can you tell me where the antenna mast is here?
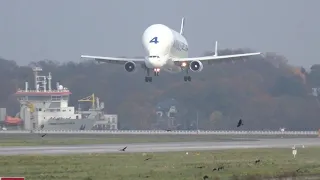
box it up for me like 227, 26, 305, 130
47, 72, 52, 91
32, 67, 47, 91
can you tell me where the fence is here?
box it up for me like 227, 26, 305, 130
0, 130, 318, 135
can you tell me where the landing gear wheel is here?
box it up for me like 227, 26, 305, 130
145, 68, 152, 82
184, 76, 191, 82
153, 71, 160, 76
145, 77, 152, 82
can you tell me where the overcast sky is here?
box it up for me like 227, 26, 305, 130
0, 0, 319, 68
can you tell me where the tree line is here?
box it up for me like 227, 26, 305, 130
1, 48, 320, 130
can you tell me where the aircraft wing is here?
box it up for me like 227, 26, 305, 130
172, 52, 261, 64
172, 41, 261, 64
81, 55, 145, 65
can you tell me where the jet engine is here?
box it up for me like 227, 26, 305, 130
189, 60, 203, 72
124, 61, 136, 72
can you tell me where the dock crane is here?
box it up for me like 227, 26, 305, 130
78, 93, 96, 109
26, 102, 35, 112
78, 93, 103, 110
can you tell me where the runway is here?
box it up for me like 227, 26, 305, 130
0, 138, 319, 155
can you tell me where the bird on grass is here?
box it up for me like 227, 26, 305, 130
254, 159, 261, 164
212, 168, 217, 171
144, 157, 152, 161
213, 165, 224, 171
203, 175, 209, 180
218, 166, 224, 170
196, 165, 205, 169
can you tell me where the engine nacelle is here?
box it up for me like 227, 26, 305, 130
124, 61, 136, 72
189, 60, 203, 72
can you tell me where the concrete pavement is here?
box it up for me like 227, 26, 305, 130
0, 138, 319, 155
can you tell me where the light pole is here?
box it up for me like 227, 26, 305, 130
196, 110, 199, 131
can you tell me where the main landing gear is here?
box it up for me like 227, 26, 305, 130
184, 76, 191, 81
184, 67, 191, 82
145, 68, 152, 82
145, 76, 152, 82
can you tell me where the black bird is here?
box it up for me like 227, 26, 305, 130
144, 157, 152, 161
237, 119, 244, 127
295, 168, 307, 173
40, 134, 47, 137
218, 166, 224, 171
165, 129, 172, 132
203, 175, 209, 180
255, 159, 261, 164
212, 168, 217, 171
119, 146, 127, 151
79, 124, 86, 130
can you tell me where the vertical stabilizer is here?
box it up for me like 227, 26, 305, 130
214, 41, 218, 56
180, 17, 185, 35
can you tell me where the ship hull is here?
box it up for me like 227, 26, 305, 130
42, 118, 96, 130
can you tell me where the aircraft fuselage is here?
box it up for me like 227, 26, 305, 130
142, 24, 188, 73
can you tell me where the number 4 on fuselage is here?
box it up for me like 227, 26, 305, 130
149, 37, 159, 44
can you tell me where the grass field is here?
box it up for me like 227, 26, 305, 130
0, 147, 319, 180
0, 133, 317, 147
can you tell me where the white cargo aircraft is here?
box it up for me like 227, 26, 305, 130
81, 18, 261, 82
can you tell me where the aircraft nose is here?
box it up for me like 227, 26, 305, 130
148, 56, 163, 68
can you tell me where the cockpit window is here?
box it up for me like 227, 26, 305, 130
149, 56, 160, 58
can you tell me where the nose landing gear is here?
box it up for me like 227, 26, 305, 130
154, 68, 160, 76
145, 68, 160, 82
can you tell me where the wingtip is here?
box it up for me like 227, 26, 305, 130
258, 52, 265, 57
80, 55, 89, 58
